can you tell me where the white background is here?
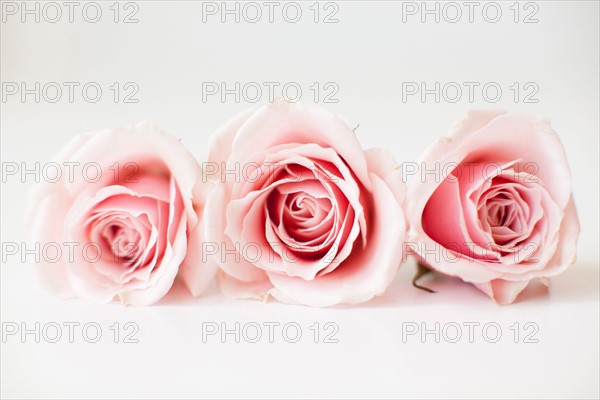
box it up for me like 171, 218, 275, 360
1, 1, 599, 398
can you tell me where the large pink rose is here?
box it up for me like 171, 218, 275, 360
200, 101, 406, 307
27, 121, 216, 305
406, 110, 580, 305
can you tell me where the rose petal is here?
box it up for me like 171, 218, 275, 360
205, 184, 269, 282
473, 279, 531, 305
226, 101, 372, 192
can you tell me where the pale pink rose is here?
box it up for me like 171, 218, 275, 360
27, 121, 216, 305
202, 101, 406, 307
406, 110, 580, 305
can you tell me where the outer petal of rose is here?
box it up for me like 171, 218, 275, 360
538, 196, 580, 278
227, 101, 372, 190
28, 188, 76, 298
25, 130, 95, 228
406, 109, 505, 206
472, 279, 531, 305
267, 172, 405, 307
179, 218, 219, 296
447, 109, 506, 141
454, 112, 572, 209
364, 148, 406, 206
207, 107, 257, 165
183, 178, 216, 289
204, 184, 268, 282
51, 121, 202, 227
216, 270, 273, 301
421, 176, 479, 259
406, 135, 473, 244
24, 131, 99, 291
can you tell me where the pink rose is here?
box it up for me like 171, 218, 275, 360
27, 121, 216, 305
201, 101, 406, 306
406, 110, 580, 305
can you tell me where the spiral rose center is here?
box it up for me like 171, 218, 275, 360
476, 172, 543, 252
287, 193, 331, 222
102, 222, 142, 261
276, 190, 334, 248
